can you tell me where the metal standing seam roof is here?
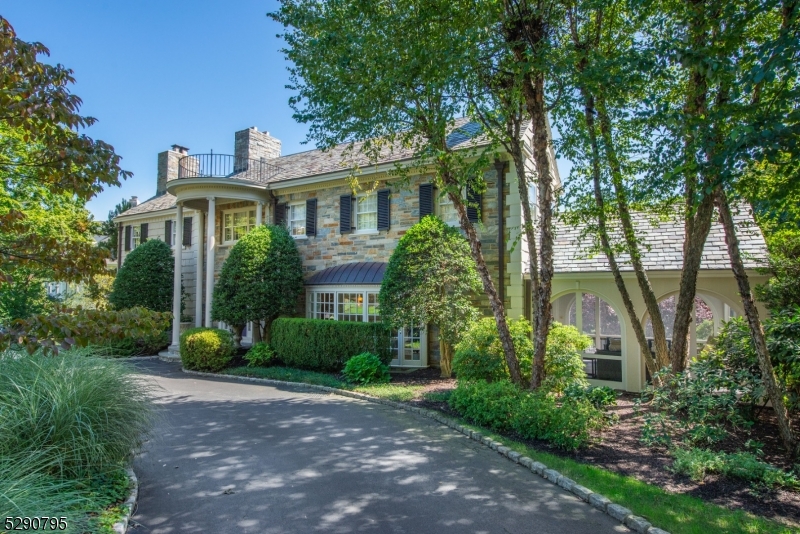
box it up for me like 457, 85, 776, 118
305, 262, 387, 285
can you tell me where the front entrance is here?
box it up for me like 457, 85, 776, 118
390, 326, 427, 368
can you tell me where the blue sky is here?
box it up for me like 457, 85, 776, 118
4, 0, 309, 221
5, 1, 571, 221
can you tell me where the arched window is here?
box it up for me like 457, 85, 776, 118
644, 294, 717, 355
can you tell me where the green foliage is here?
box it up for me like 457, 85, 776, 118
94, 330, 170, 357
453, 317, 533, 383
180, 328, 235, 372
564, 384, 618, 409
97, 198, 131, 261
109, 238, 174, 313
0, 268, 56, 322
1, 306, 171, 355
542, 322, 591, 394
639, 352, 760, 448
0, 350, 154, 478
756, 232, 800, 312
448, 380, 610, 450
225, 365, 346, 389
212, 225, 304, 337
380, 215, 481, 347
708, 313, 800, 414
343, 352, 390, 385
244, 342, 277, 368
272, 318, 391, 372
671, 448, 799, 490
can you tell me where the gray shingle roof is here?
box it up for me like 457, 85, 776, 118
118, 193, 176, 217
267, 117, 488, 183
552, 208, 768, 273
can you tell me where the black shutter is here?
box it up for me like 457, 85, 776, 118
165, 220, 173, 246
467, 187, 482, 223
306, 198, 317, 236
275, 203, 287, 226
140, 223, 148, 242
419, 183, 435, 220
183, 216, 192, 247
124, 225, 132, 251
339, 194, 353, 234
377, 189, 390, 231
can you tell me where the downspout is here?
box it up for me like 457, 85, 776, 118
117, 222, 123, 266
494, 159, 507, 308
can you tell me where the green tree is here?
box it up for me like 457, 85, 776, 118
0, 17, 129, 283
380, 215, 482, 377
0, 268, 55, 323
109, 239, 174, 313
211, 225, 303, 344
98, 198, 131, 261
271, 0, 525, 384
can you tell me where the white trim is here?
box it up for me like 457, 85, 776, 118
288, 201, 307, 238
222, 206, 256, 244
354, 193, 378, 232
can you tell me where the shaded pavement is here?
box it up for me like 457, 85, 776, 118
130, 359, 628, 533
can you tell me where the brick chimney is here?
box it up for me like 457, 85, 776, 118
156, 144, 189, 196
234, 127, 281, 162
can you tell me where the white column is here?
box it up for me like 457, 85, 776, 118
204, 197, 216, 327
171, 203, 184, 349
256, 201, 263, 226
195, 211, 204, 327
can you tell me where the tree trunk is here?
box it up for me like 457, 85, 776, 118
581, 92, 662, 379
595, 98, 671, 372
523, 72, 555, 389
447, 187, 522, 385
439, 340, 453, 378
715, 188, 798, 456
260, 318, 274, 345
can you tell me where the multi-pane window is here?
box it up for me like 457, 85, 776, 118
223, 209, 256, 243
311, 292, 335, 320
307, 289, 380, 322
289, 203, 306, 237
132, 226, 141, 249
439, 195, 459, 226
567, 292, 622, 354
355, 194, 378, 231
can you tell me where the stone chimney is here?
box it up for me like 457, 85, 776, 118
156, 144, 190, 196
234, 127, 281, 162
130, 196, 139, 208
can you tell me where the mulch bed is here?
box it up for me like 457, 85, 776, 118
389, 369, 800, 527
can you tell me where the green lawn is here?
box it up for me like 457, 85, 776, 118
221, 366, 796, 534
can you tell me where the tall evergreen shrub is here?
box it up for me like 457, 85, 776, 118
109, 239, 174, 312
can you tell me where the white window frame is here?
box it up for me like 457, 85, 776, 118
306, 286, 381, 322
354, 193, 378, 234
170, 219, 178, 248
288, 202, 307, 239
222, 207, 256, 244
132, 225, 141, 249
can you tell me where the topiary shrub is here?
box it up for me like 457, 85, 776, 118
379, 215, 481, 376
244, 342, 277, 368
109, 239, 174, 312
452, 317, 533, 383
180, 327, 234, 372
343, 352, 390, 384
212, 225, 303, 345
272, 318, 391, 372
542, 322, 591, 393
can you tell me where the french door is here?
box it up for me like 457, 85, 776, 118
390, 326, 427, 368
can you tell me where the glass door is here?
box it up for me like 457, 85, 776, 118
390, 326, 427, 367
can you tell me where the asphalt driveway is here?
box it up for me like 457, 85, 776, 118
130, 359, 628, 534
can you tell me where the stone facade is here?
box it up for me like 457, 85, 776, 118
156, 146, 188, 196
234, 127, 281, 162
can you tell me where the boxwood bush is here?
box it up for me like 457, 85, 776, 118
180, 327, 234, 372
272, 318, 391, 372
109, 239, 174, 313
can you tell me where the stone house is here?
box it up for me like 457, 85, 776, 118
114, 121, 769, 392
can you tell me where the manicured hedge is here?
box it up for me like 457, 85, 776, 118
272, 318, 391, 372
180, 327, 234, 372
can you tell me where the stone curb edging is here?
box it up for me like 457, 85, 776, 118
181, 368, 669, 534
112, 467, 138, 534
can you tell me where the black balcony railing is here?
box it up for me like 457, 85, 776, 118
178, 153, 281, 183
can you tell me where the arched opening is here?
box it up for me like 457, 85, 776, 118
643, 293, 739, 359
552, 291, 625, 386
